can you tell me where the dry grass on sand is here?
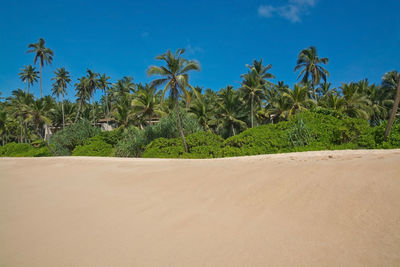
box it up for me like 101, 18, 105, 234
1, 149, 400, 266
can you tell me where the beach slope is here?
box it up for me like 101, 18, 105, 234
1, 150, 400, 266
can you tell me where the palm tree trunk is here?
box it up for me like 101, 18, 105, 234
175, 97, 188, 153
251, 94, 254, 128
105, 90, 110, 119
232, 124, 236, 136
62, 94, 65, 129
75, 100, 82, 123
384, 80, 400, 141
40, 64, 43, 98
27, 83, 30, 94
92, 97, 95, 126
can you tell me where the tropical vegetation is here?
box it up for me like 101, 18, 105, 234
1, 40, 399, 158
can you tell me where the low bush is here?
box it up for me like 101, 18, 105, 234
143, 131, 224, 158
72, 136, 113, 156
143, 111, 380, 158
0, 142, 51, 157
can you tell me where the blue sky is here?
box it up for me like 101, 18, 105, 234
1, 0, 399, 100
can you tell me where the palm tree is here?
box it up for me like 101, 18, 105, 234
18, 65, 39, 94
51, 68, 71, 129
25, 98, 52, 140
340, 83, 372, 119
216, 86, 248, 137
6, 89, 34, 143
85, 69, 99, 125
246, 59, 275, 86
26, 38, 54, 97
74, 77, 89, 123
282, 84, 315, 117
132, 84, 164, 126
147, 48, 200, 152
98, 74, 111, 119
241, 71, 265, 128
189, 88, 216, 131
294, 46, 329, 99
382, 71, 400, 140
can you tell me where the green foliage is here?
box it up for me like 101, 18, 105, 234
72, 135, 113, 156
0, 142, 51, 157
143, 131, 223, 158
114, 127, 147, 157
114, 111, 202, 157
373, 120, 400, 149
98, 128, 123, 146
143, 111, 380, 158
50, 119, 100, 155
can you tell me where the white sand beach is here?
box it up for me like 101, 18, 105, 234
1, 150, 400, 266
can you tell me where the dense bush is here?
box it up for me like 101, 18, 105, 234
373, 120, 400, 148
143, 111, 381, 158
114, 127, 147, 157
50, 120, 100, 155
143, 131, 223, 158
72, 135, 113, 156
0, 142, 51, 157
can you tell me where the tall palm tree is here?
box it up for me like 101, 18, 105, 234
294, 46, 329, 99
18, 65, 39, 94
51, 68, 71, 129
382, 71, 400, 140
74, 77, 89, 123
147, 48, 200, 152
26, 38, 54, 97
246, 59, 275, 86
241, 71, 265, 128
85, 69, 99, 125
98, 74, 111, 119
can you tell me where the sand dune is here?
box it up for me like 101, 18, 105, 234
1, 150, 400, 266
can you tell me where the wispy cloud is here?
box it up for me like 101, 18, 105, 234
258, 0, 317, 23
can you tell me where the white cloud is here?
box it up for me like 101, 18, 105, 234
258, 0, 317, 23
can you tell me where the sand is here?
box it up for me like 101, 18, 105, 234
0, 149, 400, 266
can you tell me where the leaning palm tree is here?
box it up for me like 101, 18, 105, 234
382, 71, 400, 140
147, 48, 200, 152
18, 65, 39, 94
26, 38, 54, 97
51, 68, 71, 129
294, 46, 329, 99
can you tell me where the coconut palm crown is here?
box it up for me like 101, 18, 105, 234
26, 38, 54, 97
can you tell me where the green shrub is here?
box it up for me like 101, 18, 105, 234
98, 128, 123, 146
143, 131, 223, 158
373, 120, 400, 149
114, 127, 148, 157
0, 142, 51, 157
72, 136, 113, 156
50, 120, 100, 155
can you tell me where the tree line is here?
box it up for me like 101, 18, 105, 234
1, 38, 399, 150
